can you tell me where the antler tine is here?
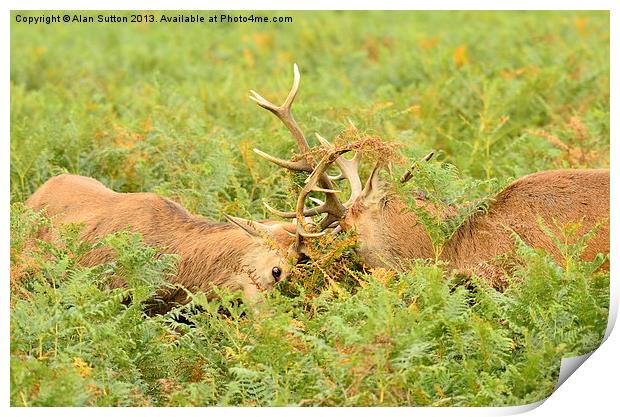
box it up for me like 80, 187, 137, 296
263, 201, 328, 219
294, 149, 351, 242
315, 133, 345, 181
308, 197, 324, 206
252, 148, 312, 172
315, 133, 363, 207
400, 151, 435, 184
249, 64, 311, 159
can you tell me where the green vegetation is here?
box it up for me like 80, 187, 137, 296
10, 10, 609, 406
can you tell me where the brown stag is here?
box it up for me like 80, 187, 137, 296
25, 174, 310, 304
250, 65, 610, 285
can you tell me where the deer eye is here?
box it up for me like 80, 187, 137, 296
271, 266, 282, 281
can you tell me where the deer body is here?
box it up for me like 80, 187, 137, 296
26, 174, 300, 303
344, 169, 610, 279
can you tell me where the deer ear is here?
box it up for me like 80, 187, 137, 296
225, 214, 298, 245
224, 214, 273, 238
357, 161, 384, 205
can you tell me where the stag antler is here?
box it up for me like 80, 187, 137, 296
250, 64, 351, 231
314, 133, 363, 208
289, 148, 354, 246
250, 64, 313, 171
400, 151, 435, 184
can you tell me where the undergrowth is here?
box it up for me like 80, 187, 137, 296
10, 202, 609, 406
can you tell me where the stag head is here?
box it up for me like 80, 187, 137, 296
250, 64, 433, 241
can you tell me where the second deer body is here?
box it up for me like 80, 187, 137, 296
345, 168, 609, 281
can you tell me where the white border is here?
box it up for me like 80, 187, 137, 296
3, 1, 617, 415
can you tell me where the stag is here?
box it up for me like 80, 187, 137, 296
251, 65, 610, 285
25, 174, 310, 305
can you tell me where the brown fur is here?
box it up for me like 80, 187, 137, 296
343, 169, 610, 284
25, 174, 299, 304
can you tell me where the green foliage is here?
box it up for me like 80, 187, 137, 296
10, 10, 609, 407
10, 11, 609, 213
396, 157, 508, 259
10, 204, 609, 406
10, 218, 179, 406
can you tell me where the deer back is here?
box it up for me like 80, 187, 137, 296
442, 168, 609, 270
26, 174, 300, 303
